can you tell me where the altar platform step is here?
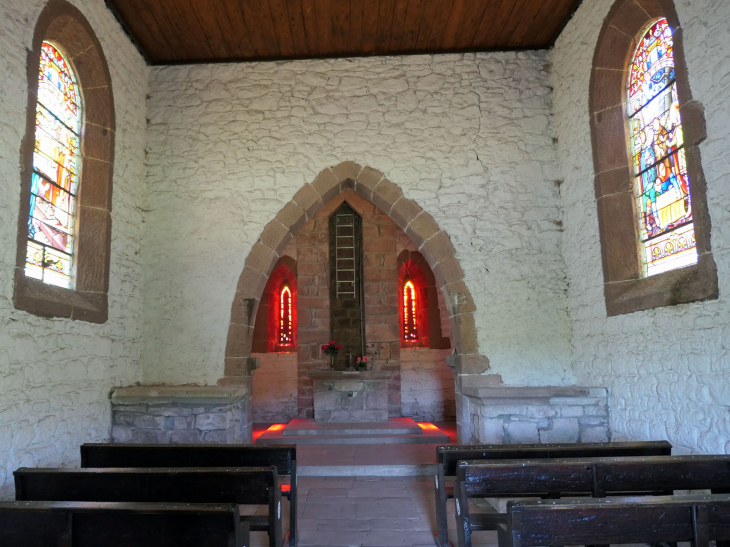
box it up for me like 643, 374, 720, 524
283, 417, 422, 436
255, 418, 450, 445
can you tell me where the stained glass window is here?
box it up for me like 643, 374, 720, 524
26, 42, 81, 288
403, 279, 418, 342
628, 19, 697, 277
279, 285, 293, 346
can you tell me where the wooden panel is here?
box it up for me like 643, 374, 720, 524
106, 0, 586, 64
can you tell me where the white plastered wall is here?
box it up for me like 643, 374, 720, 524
551, 0, 730, 452
0, 0, 148, 497
141, 52, 575, 389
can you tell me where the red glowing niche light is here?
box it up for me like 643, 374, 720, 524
417, 422, 439, 431
403, 279, 418, 342
279, 285, 293, 346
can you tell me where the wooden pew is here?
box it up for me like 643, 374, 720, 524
80, 442, 298, 546
14, 466, 281, 547
433, 440, 671, 547
454, 454, 730, 547
503, 494, 730, 547
0, 500, 249, 547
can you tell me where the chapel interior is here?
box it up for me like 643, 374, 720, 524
0, 0, 728, 544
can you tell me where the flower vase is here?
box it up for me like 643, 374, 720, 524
330, 354, 335, 370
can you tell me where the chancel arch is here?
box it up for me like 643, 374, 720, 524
223, 162, 487, 432
589, 0, 717, 316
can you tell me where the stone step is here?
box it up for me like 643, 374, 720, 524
282, 417, 422, 436
258, 426, 449, 445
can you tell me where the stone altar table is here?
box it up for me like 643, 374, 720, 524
307, 371, 392, 422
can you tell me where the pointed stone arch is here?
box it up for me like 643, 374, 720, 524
221, 162, 489, 433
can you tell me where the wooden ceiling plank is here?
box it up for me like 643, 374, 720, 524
300, 0, 320, 54
206, 0, 245, 58
314, 0, 334, 55
426, 0, 454, 50
388, 0, 410, 51
285, 0, 310, 56
189, 0, 236, 58
455, 0, 491, 49
220, 0, 256, 58
361, 0, 379, 53
350, 0, 364, 53
375, 0, 396, 53
400, 0, 425, 52
167, 0, 218, 59
510, 0, 549, 46
495, 0, 536, 46
331, 0, 350, 54
239, 0, 280, 57
473, 0, 511, 49
117, 0, 173, 63
268, 0, 297, 57
414, 0, 440, 51
440, 0, 467, 49
137, 0, 197, 60
532, 0, 581, 46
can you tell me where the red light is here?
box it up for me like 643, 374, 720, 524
417, 422, 439, 431
403, 279, 418, 342
267, 424, 286, 432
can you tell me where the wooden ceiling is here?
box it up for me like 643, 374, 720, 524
106, 0, 583, 65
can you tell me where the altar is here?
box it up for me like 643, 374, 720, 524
307, 371, 392, 422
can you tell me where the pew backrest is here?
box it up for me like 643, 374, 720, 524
80, 443, 295, 476
15, 467, 276, 505
0, 500, 246, 547
508, 494, 730, 547
439, 440, 672, 476
458, 454, 730, 498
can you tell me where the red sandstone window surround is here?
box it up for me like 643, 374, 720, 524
14, 0, 115, 323
589, 0, 717, 316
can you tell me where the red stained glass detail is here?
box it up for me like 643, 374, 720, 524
279, 285, 293, 345
403, 280, 418, 342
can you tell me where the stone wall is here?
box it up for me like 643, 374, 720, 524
142, 51, 575, 390
110, 387, 252, 444
467, 387, 610, 444
0, 0, 148, 498
401, 348, 455, 421
551, 0, 730, 453
251, 352, 298, 423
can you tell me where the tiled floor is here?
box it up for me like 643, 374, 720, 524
248, 422, 492, 546
247, 475, 497, 547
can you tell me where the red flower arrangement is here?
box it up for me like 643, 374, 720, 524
321, 340, 342, 356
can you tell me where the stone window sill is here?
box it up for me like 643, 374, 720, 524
604, 253, 718, 316
14, 270, 108, 323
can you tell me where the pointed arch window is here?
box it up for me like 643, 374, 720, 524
279, 284, 293, 346
628, 19, 696, 277
26, 42, 81, 288
403, 278, 418, 343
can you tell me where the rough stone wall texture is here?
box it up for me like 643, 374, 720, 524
142, 52, 575, 390
551, 0, 730, 453
111, 398, 250, 444
469, 389, 610, 444
401, 348, 456, 421
251, 352, 298, 423
0, 0, 148, 498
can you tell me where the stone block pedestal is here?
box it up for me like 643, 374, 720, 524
308, 371, 392, 422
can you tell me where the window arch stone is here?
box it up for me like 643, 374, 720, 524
589, 0, 717, 315
14, 0, 115, 323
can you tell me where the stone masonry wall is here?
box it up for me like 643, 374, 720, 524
251, 352, 298, 423
110, 387, 251, 444
468, 389, 610, 444
551, 0, 730, 453
0, 0, 148, 498
142, 51, 575, 390
401, 348, 456, 421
